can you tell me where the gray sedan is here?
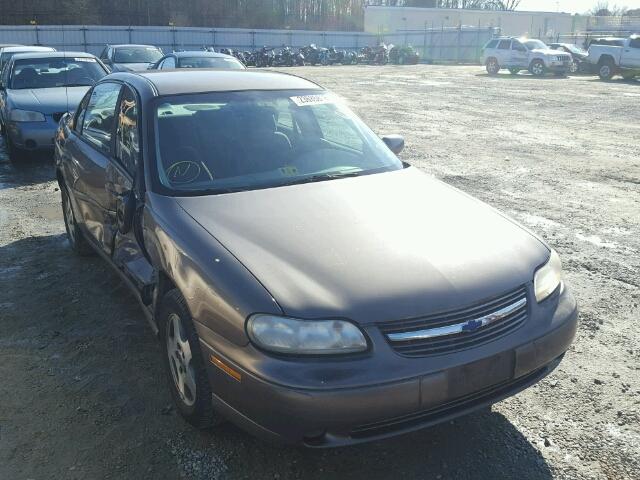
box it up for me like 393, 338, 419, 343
149, 50, 245, 70
54, 69, 577, 447
0, 51, 108, 161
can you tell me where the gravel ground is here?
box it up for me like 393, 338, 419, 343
0, 65, 638, 480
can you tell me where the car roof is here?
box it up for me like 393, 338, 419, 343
107, 69, 321, 96
170, 51, 235, 59
110, 44, 161, 49
11, 51, 96, 61
2, 46, 56, 53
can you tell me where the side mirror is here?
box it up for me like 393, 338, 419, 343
382, 134, 404, 155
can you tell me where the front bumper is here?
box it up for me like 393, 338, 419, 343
199, 285, 578, 447
6, 118, 58, 150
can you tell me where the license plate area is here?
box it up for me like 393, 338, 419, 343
447, 350, 515, 399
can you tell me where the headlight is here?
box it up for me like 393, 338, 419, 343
247, 314, 367, 355
534, 250, 563, 302
9, 109, 45, 122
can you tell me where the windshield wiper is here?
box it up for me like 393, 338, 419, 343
279, 171, 361, 187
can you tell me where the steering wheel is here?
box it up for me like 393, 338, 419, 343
166, 161, 202, 184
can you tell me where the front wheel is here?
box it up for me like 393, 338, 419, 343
486, 58, 500, 75
159, 289, 220, 429
530, 59, 546, 77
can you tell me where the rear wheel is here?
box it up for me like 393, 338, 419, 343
598, 58, 616, 80
61, 186, 94, 256
508, 67, 520, 75
530, 59, 546, 77
159, 289, 221, 429
486, 58, 500, 75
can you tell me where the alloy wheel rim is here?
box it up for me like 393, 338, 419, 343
600, 65, 611, 77
166, 313, 196, 407
533, 63, 543, 75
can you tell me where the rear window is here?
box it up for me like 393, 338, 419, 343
10, 57, 107, 89
114, 46, 163, 64
485, 40, 499, 49
178, 56, 245, 69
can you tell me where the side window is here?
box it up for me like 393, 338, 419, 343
115, 86, 140, 174
161, 57, 176, 69
99, 47, 108, 59
511, 41, 526, 52
82, 82, 122, 154
630, 37, 640, 49
1, 61, 10, 87
313, 104, 363, 152
74, 90, 92, 134
498, 40, 511, 50
485, 40, 499, 49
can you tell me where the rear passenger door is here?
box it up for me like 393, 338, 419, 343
107, 85, 154, 291
66, 81, 122, 253
622, 37, 640, 68
496, 39, 512, 65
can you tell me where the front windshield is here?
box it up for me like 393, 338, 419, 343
114, 46, 163, 64
10, 57, 107, 89
153, 90, 403, 194
525, 40, 548, 50
178, 56, 244, 69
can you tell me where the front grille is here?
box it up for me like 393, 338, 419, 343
556, 55, 571, 62
350, 363, 549, 439
52, 112, 66, 123
378, 286, 528, 357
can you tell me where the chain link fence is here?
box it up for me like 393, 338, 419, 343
0, 24, 497, 64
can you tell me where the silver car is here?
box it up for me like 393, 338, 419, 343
0, 51, 108, 161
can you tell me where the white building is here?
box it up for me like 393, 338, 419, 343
364, 5, 589, 38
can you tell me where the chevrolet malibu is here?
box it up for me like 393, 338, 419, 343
55, 70, 577, 447
0, 51, 108, 161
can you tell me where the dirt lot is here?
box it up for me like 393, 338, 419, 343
0, 65, 639, 480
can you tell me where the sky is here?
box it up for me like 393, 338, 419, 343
518, 0, 640, 14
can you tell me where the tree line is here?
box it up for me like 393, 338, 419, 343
0, 0, 526, 29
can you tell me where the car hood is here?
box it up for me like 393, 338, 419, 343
176, 168, 549, 324
8, 86, 90, 114
112, 62, 153, 71
532, 48, 568, 57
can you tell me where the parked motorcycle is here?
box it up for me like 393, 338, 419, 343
254, 46, 275, 67
342, 50, 358, 65
320, 46, 346, 65
389, 45, 420, 65
300, 44, 327, 66
273, 46, 298, 67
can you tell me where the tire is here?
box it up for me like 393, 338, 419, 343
598, 58, 616, 80
508, 67, 520, 75
486, 58, 500, 75
159, 289, 220, 429
529, 59, 546, 77
5, 135, 26, 163
61, 186, 94, 256
569, 62, 578, 74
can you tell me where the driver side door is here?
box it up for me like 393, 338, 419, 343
106, 85, 154, 293
510, 40, 529, 68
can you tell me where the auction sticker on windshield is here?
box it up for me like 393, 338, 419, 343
290, 94, 333, 107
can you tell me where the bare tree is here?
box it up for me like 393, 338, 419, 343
588, 1, 629, 16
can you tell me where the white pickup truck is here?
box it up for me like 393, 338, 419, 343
588, 35, 640, 80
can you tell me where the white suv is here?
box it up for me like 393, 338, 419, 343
481, 37, 572, 77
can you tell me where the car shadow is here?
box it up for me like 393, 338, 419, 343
0, 137, 56, 190
584, 77, 640, 85
0, 233, 553, 479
